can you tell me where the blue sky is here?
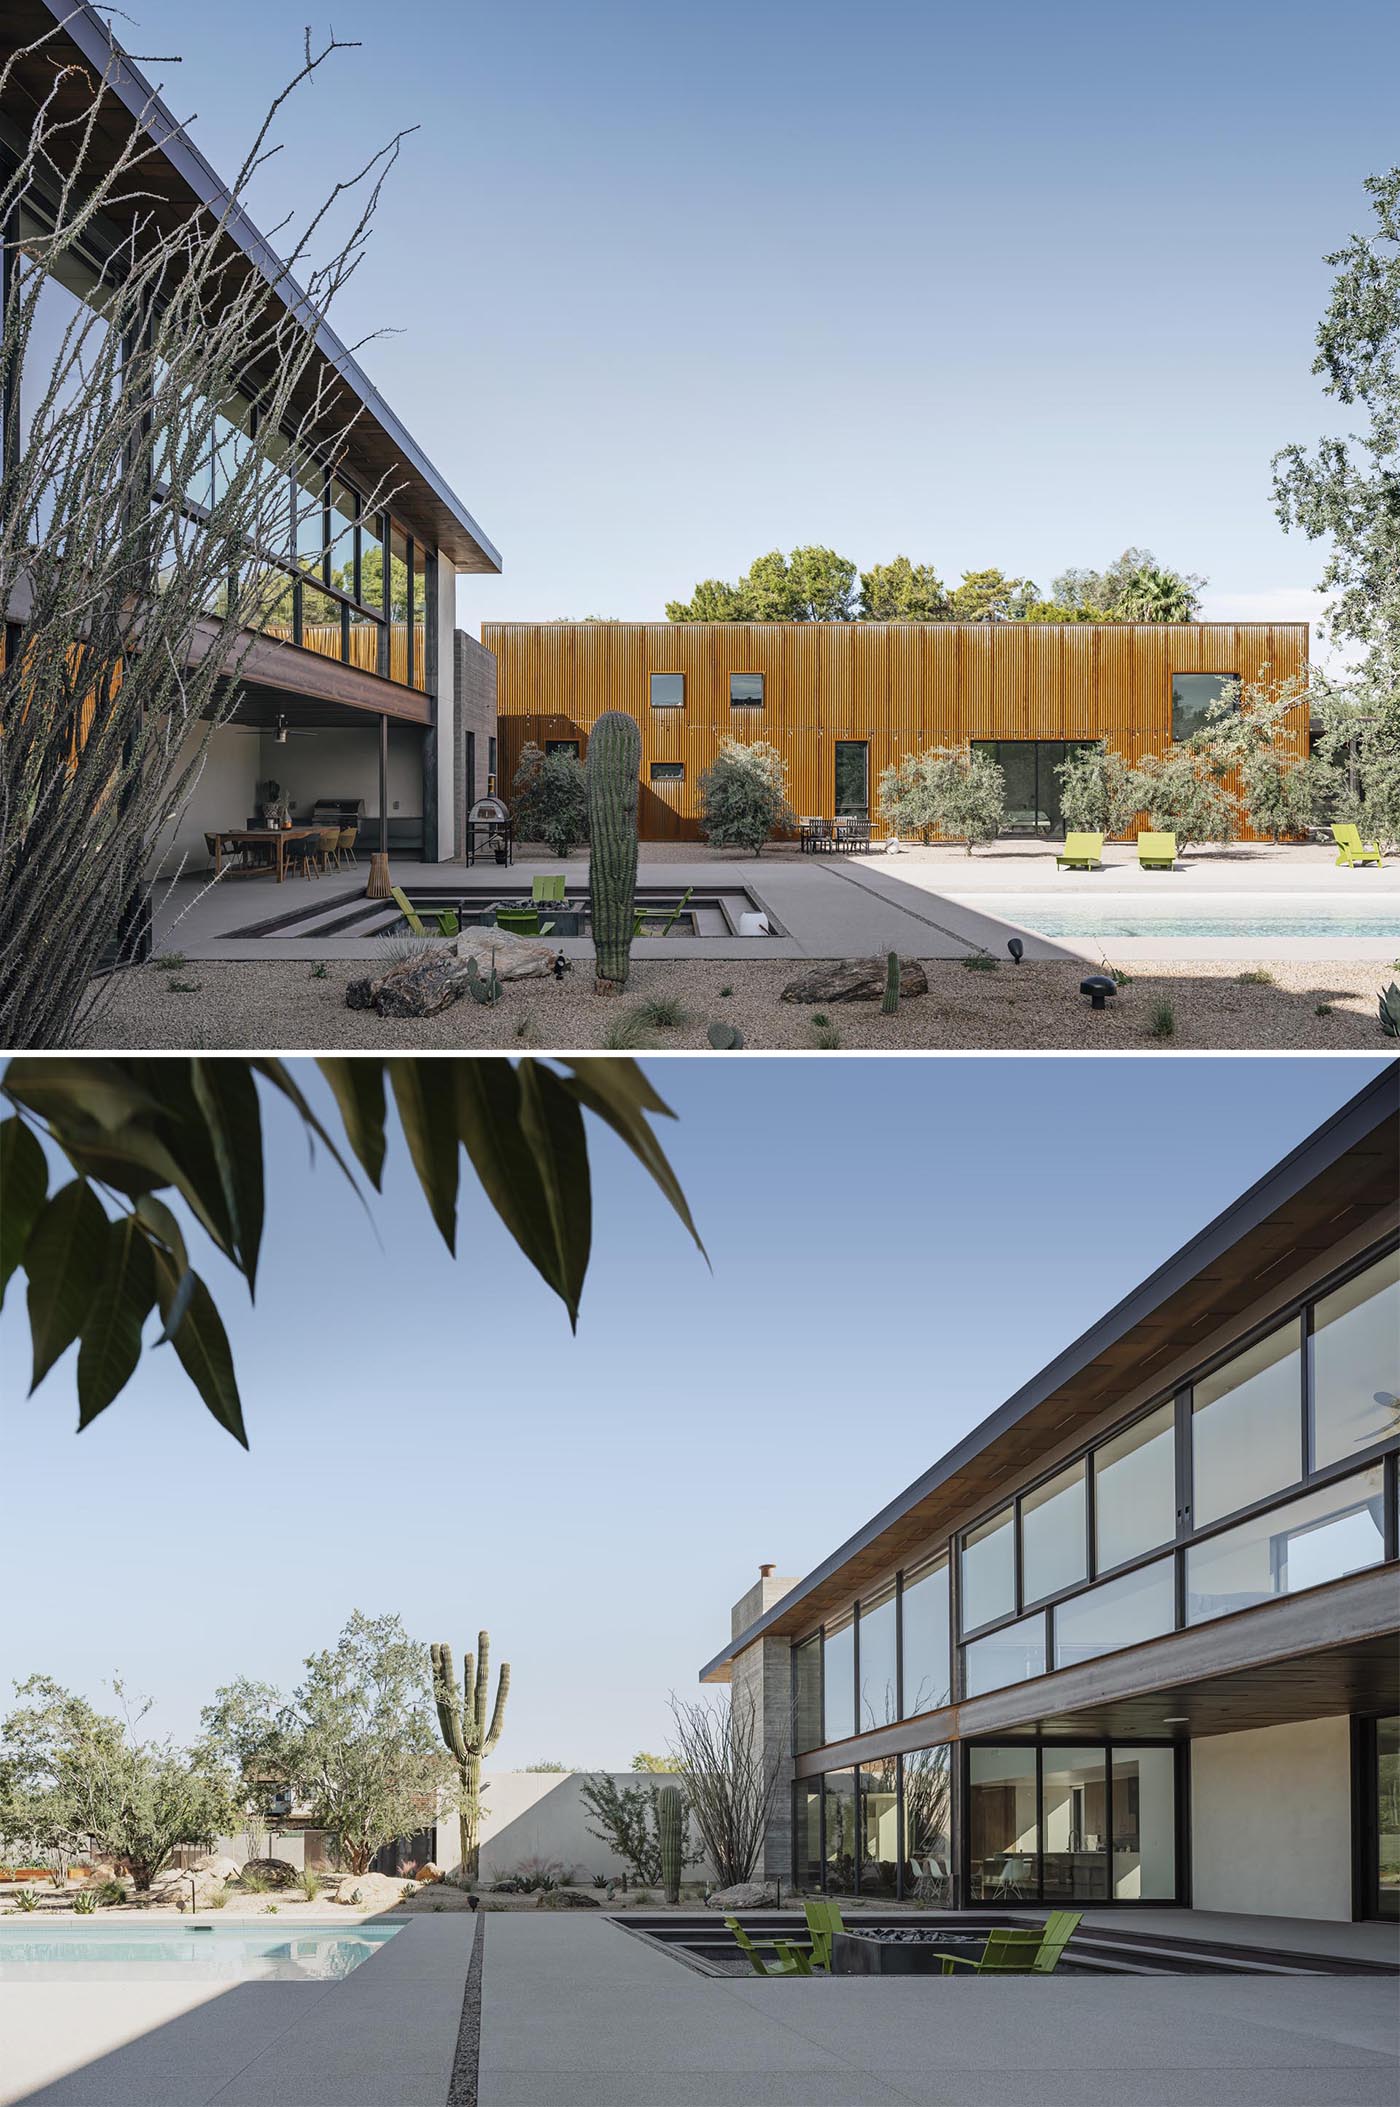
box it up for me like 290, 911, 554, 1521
102, 0, 1400, 646
0, 1056, 1385, 1762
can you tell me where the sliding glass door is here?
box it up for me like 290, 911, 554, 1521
966, 1741, 1179, 1904
971, 741, 1096, 836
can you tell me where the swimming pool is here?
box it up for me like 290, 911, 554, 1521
964, 896, 1400, 941
0, 1917, 403, 1981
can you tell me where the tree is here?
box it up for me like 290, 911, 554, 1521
857, 556, 950, 622
630, 1751, 682, 1773
697, 738, 795, 855
667, 547, 856, 623
1186, 674, 1316, 842
1273, 167, 1400, 684
524, 1760, 573, 1773
878, 744, 1005, 853
1055, 744, 1141, 839
0, 30, 409, 1049
0, 1057, 701, 1443
664, 577, 753, 623
1130, 747, 1238, 851
1117, 566, 1200, 622
1310, 675, 1400, 847
665, 1689, 787, 1891
1051, 549, 1205, 622
206, 1615, 452, 1878
946, 568, 1029, 622
1, 1675, 237, 1890
510, 742, 589, 857
578, 1772, 698, 1886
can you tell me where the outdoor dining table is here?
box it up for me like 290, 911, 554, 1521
213, 826, 320, 881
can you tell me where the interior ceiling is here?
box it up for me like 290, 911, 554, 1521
6, 5, 498, 571
214, 688, 397, 733
715, 1098, 1399, 1664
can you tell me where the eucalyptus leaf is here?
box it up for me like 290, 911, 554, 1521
25, 1180, 111, 1390
0, 1115, 48, 1307
77, 1216, 157, 1426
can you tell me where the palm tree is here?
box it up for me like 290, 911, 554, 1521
1119, 567, 1200, 622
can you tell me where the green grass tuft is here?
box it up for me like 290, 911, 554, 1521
1149, 1000, 1176, 1040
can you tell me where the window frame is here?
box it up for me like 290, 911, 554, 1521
649, 671, 686, 709
1170, 670, 1240, 743
728, 670, 765, 708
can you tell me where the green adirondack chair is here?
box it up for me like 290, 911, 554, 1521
1056, 831, 1103, 870
1137, 831, 1177, 870
939, 1910, 1081, 1976
724, 1918, 812, 1976
633, 885, 694, 937
802, 1898, 845, 1971
495, 908, 555, 937
1332, 822, 1383, 867
532, 874, 568, 902
390, 885, 427, 936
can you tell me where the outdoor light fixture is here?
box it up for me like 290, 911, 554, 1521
553, 951, 566, 981
1163, 1716, 1189, 1725
274, 714, 288, 744
1080, 974, 1116, 1010
1007, 938, 1024, 964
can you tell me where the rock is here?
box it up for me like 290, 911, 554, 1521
192, 1855, 240, 1886
345, 929, 558, 1020
455, 929, 558, 981
535, 1886, 601, 1910
415, 1862, 443, 1884
240, 1857, 299, 1890
780, 958, 929, 1005
151, 1868, 229, 1908
707, 1881, 777, 1910
335, 1871, 413, 1910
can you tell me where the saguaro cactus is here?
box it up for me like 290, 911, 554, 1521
882, 950, 901, 1016
586, 709, 641, 992
432, 1633, 510, 1882
656, 1785, 684, 1905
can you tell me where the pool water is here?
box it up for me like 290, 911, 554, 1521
977, 898, 1400, 941
0, 1917, 403, 1981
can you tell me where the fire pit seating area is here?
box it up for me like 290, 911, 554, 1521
830, 1910, 1082, 1977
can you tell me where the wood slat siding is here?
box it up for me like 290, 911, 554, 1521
485, 621, 1310, 842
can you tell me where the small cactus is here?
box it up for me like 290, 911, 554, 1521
707, 1021, 745, 1049
465, 953, 501, 1007
881, 950, 900, 1016
1379, 982, 1400, 1039
586, 710, 642, 992
657, 1786, 683, 1905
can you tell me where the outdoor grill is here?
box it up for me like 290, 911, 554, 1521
308, 797, 366, 829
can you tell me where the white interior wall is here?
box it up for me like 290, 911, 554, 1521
1191, 1716, 1353, 1920
258, 724, 421, 821
150, 722, 260, 876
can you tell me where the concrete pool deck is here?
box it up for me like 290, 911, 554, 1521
147, 841, 1400, 967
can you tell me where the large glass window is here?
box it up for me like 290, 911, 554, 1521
968, 1747, 1039, 1903
901, 1557, 950, 1718
858, 1588, 898, 1732
1021, 1461, 1086, 1604
1311, 1250, 1400, 1470
1042, 1748, 1109, 1900
649, 673, 684, 708
411, 539, 431, 692
1095, 1403, 1176, 1571
1171, 672, 1237, 741
1053, 1558, 1175, 1669
961, 1506, 1015, 1632
16, 210, 113, 542
1375, 1717, 1400, 1922
387, 522, 411, 685
859, 1756, 900, 1895
963, 1612, 1046, 1698
823, 1771, 857, 1894
834, 741, 869, 818
1192, 1323, 1302, 1526
901, 1745, 952, 1890
794, 1781, 822, 1891
329, 477, 358, 596
296, 461, 327, 574
822, 1615, 854, 1744
1111, 1748, 1176, 1900
300, 582, 343, 662
1186, 1464, 1385, 1624
794, 1634, 822, 1753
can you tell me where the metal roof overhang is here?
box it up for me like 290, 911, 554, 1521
702, 1069, 1400, 1683
7, 2, 501, 574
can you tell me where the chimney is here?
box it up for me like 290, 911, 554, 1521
731, 1562, 799, 1639
759, 1562, 775, 1578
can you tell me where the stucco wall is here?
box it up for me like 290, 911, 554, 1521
151, 722, 258, 875
1191, 1715, 1353, 1920
443, 1771, 714, 1886
454, 631, 498, 856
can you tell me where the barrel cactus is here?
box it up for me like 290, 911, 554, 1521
882, 950, 901, 1016
656, 1785, 683, 1905
586, 711, 641, 992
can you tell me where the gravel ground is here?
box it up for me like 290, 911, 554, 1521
81, 954, 1394, 1050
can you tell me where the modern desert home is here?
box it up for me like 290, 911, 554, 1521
701, 1071, 1399, 1922
4, 0, 500, 873
486, 618, 1309, 842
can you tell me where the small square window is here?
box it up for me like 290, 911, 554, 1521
650, 762, 684, 782
650, 673, 685, 708
730, 672, 764, 707
1171, 673, 1237, 741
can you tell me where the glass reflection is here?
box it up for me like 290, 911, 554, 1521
901, 1558, 950, 1718
858, 1589, 897, 1730
963, 1612, 1045, 1698
1021, 1461, 1086, 1603
1111, 1747, 1176, 1900
794, 1635, 821, 1754
1311, 1251, 1400, 1469
901, 1745, 952, 1901
961, 1506, 1014, 1632
1186, 1465, 1385, 1623
968, 1746, 1038, 1903
794, 1781, 822, 1890
1053, 1558, 1175, 1669
1095, 1403, 1176, 1571
1041, 1747, 1108, 1900
823, 1615, 854, 1744
859, 1755, 899, 1895
823, 1771, 857, 1894
1192, 1322, 1302, 1526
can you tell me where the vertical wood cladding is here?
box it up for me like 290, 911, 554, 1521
485, 621, 1310, 842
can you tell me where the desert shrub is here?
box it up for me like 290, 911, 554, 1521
96, 1879, 128, 1907
238, 1865, 270, 1893
636, 996, 687, 1029
11, 1889, 38, 1911
1056, 744, 1141, 839
300, 1868, 322, 1900
1131, 749, 1237, 850
812, 1025, 842, 1049
1150, 1000, 1176, 1040
512, 742, 589, 856
601, 1008, 653, 1050
71, 1889, 97, 1914
879, 744, 1004, 853
697, 739, 795, 856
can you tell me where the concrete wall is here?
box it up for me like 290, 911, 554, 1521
1191, 1715, 1353, 1920
451, 1771, 715, 1887
454, 631, 497, 856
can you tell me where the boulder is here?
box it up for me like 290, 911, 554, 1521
191, 1855, 241, 1886
780, 958, 929, 1005
151, 1868, 229, 1909
415, 1862, 443, 1884
240, 1857, 299, 1890
455, 929, 558, 981
706, 1881, 777, 1911
535, 1886, 601, 1910
345, 929, 558, 1018
335, 1871, 414, 1910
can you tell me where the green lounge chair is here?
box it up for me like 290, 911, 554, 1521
390, 885, 427, 937
532, 874, 568, 903
1332, 822, 1383, 867
724, 1918, 812, 1976
1056, 832, 1103, 870
802, 1899, 845, 1972
495, 908, 555, 937
939, 1910, 1081, 1977
1137, 831, 1177, 870
633, 885, 695, 938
